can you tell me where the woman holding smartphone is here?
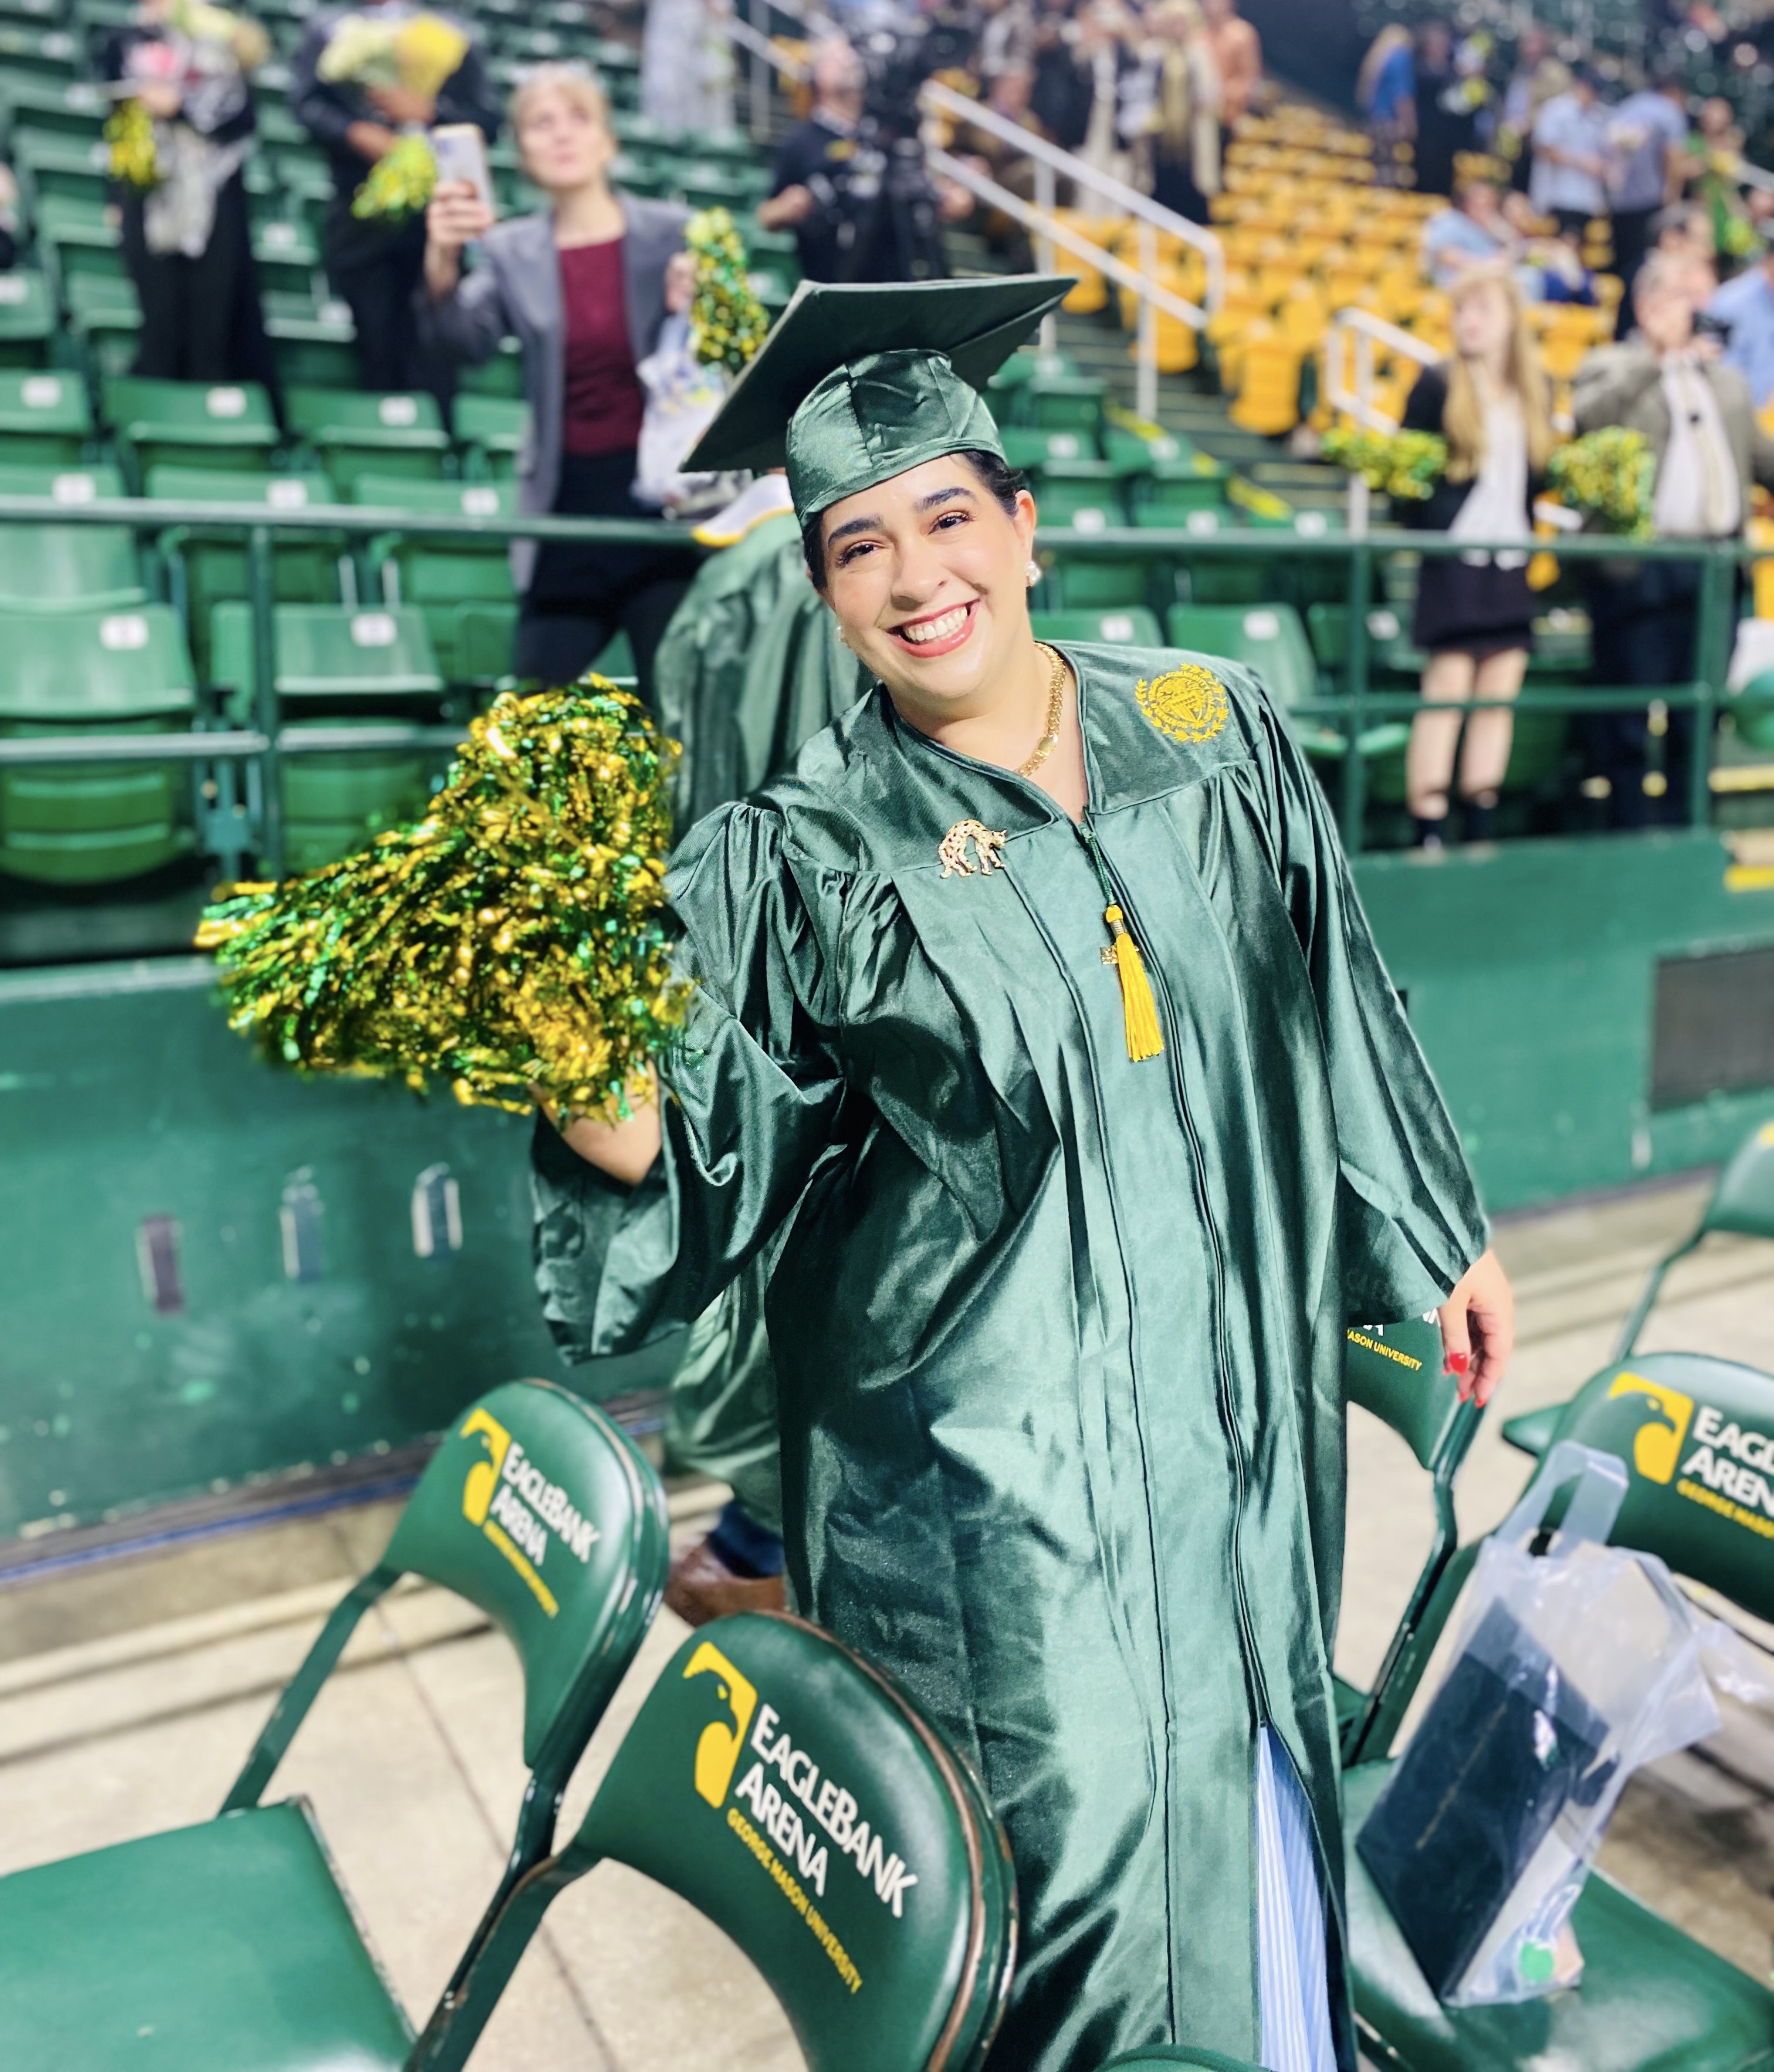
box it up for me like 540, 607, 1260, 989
419, 65, 695, 699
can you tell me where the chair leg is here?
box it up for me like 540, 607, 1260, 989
1612, 1239, 1699, 1363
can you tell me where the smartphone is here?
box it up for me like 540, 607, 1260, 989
431, 123, 495, 215
1693, 310, 1734, 347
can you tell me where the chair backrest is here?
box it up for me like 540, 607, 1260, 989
0, 367, 89, 438
103, 375, 276, 436
1539, 1352, 1774, 1624
0, 602, 193, 719
349, 472, 514, 522
1031, 607, 1164, 647
567, 1611, 1017, 2072
209, 601, 443, 702
380, 1379, 670, 1775
1700, 1118, 1774, 1243
1166, 603, 1317, 708
146, 465, 334, 507
0, 521, 141, 605
286, 384, 446, 438
0, 459, 123, 500
1344, 1314, 1464, 1472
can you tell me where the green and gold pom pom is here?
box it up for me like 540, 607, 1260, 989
1547, 427, 1655, 539
686, 206, 771, 374
105, 98, 161, 191
353, 133, 438, 222
1321, 424, 1448, 501
196, 679, 688, 1120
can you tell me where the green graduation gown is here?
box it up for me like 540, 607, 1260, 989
533, 643, 1487, 2070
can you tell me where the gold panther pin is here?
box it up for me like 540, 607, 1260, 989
938, 820, 1008, 878
1136, 664, 1229, 744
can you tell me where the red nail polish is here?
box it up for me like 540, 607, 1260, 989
1448, 1350, 1470, 1374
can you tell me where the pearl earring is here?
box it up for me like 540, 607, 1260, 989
1026, 559, 1040, 586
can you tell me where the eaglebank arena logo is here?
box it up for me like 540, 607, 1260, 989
683, 1638, 922, 1995
1609, 1371, 1774, 1540
459, 1407, 600, 1618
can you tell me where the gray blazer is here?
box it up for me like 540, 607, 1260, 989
1573, 341, 1774, 516
418, 194, 691, 587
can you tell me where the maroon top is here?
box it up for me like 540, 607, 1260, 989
558, 237, 646, 458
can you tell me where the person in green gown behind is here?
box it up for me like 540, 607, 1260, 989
532, 276, 1514, 2071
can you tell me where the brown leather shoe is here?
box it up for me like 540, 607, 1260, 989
664, 1534, 787, 1627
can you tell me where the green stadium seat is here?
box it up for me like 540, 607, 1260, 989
1, 81, 109, 144
35, 188, 124, 290
0, 268, 55, 365
1032, 607, 1163, 647
147, 467, 344, 678
1030, 460, 1126, 532
409, 1608, 1017, 2072
0, 458, 124, 500
211, 601, 444, 720
262, 290, 357, 391
11, 126, 111, 208
104, 376, 279, 482
453, 391, 527, 479
0, 24, 83, 84
0, 1383, 671, 2070
456, 334, 526, 400
1167, 601, 1385, 762
1133, 457, 1232, 522
0, 366, 90, 464
1102, 425, 1193, 476
1042, 552, 1153, 611
1348, 1384, 1774, 2070
285, 384, 451, 491
0, 601, 195, 884
63, 270, 141, 377
0, 520, 142, 609
1023, 373, 1108, 434
277, 717, 436, 871
355, 473, 516, 685
249, 215, 321, 299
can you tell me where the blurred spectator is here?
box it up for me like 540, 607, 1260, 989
1573, 252, 1774, 822
1201, 0, 1258, 138
1411, 20, 1475, 200
1030, 0, 1091, 151
292, 0, 499, 400
105, 0, 274, 385
1358, 26, 1416, 190
977, 0, 1036, 85
1535, 222, 1597, 303
1422, 177, 1515, 288
419, 66, 695, 699
1143, 0, 1220, 225
1531, 65, 1609, 238
952, 63, 1044, 268
1604, 70, 1688, 326
1650, 198, 1717, 279
757, 38, 862, 281
640, 0, 733, 137
1687, 95, 1760, 272
1497, 26, 1558, 190
1400, 264, 1555, 846
1706, 241, 1774, 411
0, 163, 16, 272
1074, 1, 1144, 215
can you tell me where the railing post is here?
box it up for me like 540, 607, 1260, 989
249, 523, 283, 880
748, 0, 769, 142
1341, 539, 1372, 854
1690, 543, 1731, 830
1136, 218, 1158, 424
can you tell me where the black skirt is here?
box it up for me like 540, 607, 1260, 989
1411, 552, 1535, 658
525, 449, 694, 616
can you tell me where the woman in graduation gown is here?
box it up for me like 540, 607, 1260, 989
533, 276, 1514, 2072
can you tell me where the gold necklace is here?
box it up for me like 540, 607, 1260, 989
1017, 643, 1068, 778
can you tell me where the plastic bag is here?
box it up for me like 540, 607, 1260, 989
632, 314, 729, 512
1357, 1441, 1774, 2006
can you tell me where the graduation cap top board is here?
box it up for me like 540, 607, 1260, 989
682, 275, 1074, 526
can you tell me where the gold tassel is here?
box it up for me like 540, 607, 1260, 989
1103, 904, 1164, 1062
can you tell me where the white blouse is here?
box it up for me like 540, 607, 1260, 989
1450, 397, 1529, 570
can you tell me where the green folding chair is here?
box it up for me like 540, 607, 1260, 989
0, 458, 123, 499
0, 601, 195, 884
263, 289, 359, 392
0, 518, 143, 609
103, 375, 280, 482
1021, 372, 1107, 434
1030, 459, 1128, 533
408, 1608, 1019, 2072
0, 1381, 671, 2072
1001, 427, 1101, 471
0, 366, 89, 465
1032, 606, 1164, 647
1503, 1120, 1774, 1462
1336, 1314, 1481, 1763
65, 269, 143, 377
286, 384, 451, 491
1345, 1363, 1774, 2072
453, 392, 527, 480
1132, 454, 1231, 523
211, 601, 444, 720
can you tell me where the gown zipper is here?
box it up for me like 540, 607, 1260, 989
1078, 810, 1272, 1729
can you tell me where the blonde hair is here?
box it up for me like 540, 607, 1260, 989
1442, 265, 1555, 479
510, 62, 610, 138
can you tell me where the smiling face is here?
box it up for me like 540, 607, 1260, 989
516, 80, 616, 195
816, 454, 1038, 722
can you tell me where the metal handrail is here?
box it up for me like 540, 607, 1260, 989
1323, 306, 1441, 536
919, 78, 1225, 313
924, 148, 1203, 422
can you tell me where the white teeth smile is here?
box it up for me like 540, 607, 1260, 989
898, 605, 970, 644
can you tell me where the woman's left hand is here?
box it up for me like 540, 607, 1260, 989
664, 249, 696, 316
136, 80, 181, 119
1438, 1246, 1514, 1406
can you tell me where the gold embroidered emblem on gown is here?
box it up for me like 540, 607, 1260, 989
1136, 664, 1230, 744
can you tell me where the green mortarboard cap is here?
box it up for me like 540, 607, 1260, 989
683, 275, 1074, 524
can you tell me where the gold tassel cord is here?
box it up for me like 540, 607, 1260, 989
1102, 904, 1165, 1062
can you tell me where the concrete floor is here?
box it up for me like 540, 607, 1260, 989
0, 1174, 1769, 2066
